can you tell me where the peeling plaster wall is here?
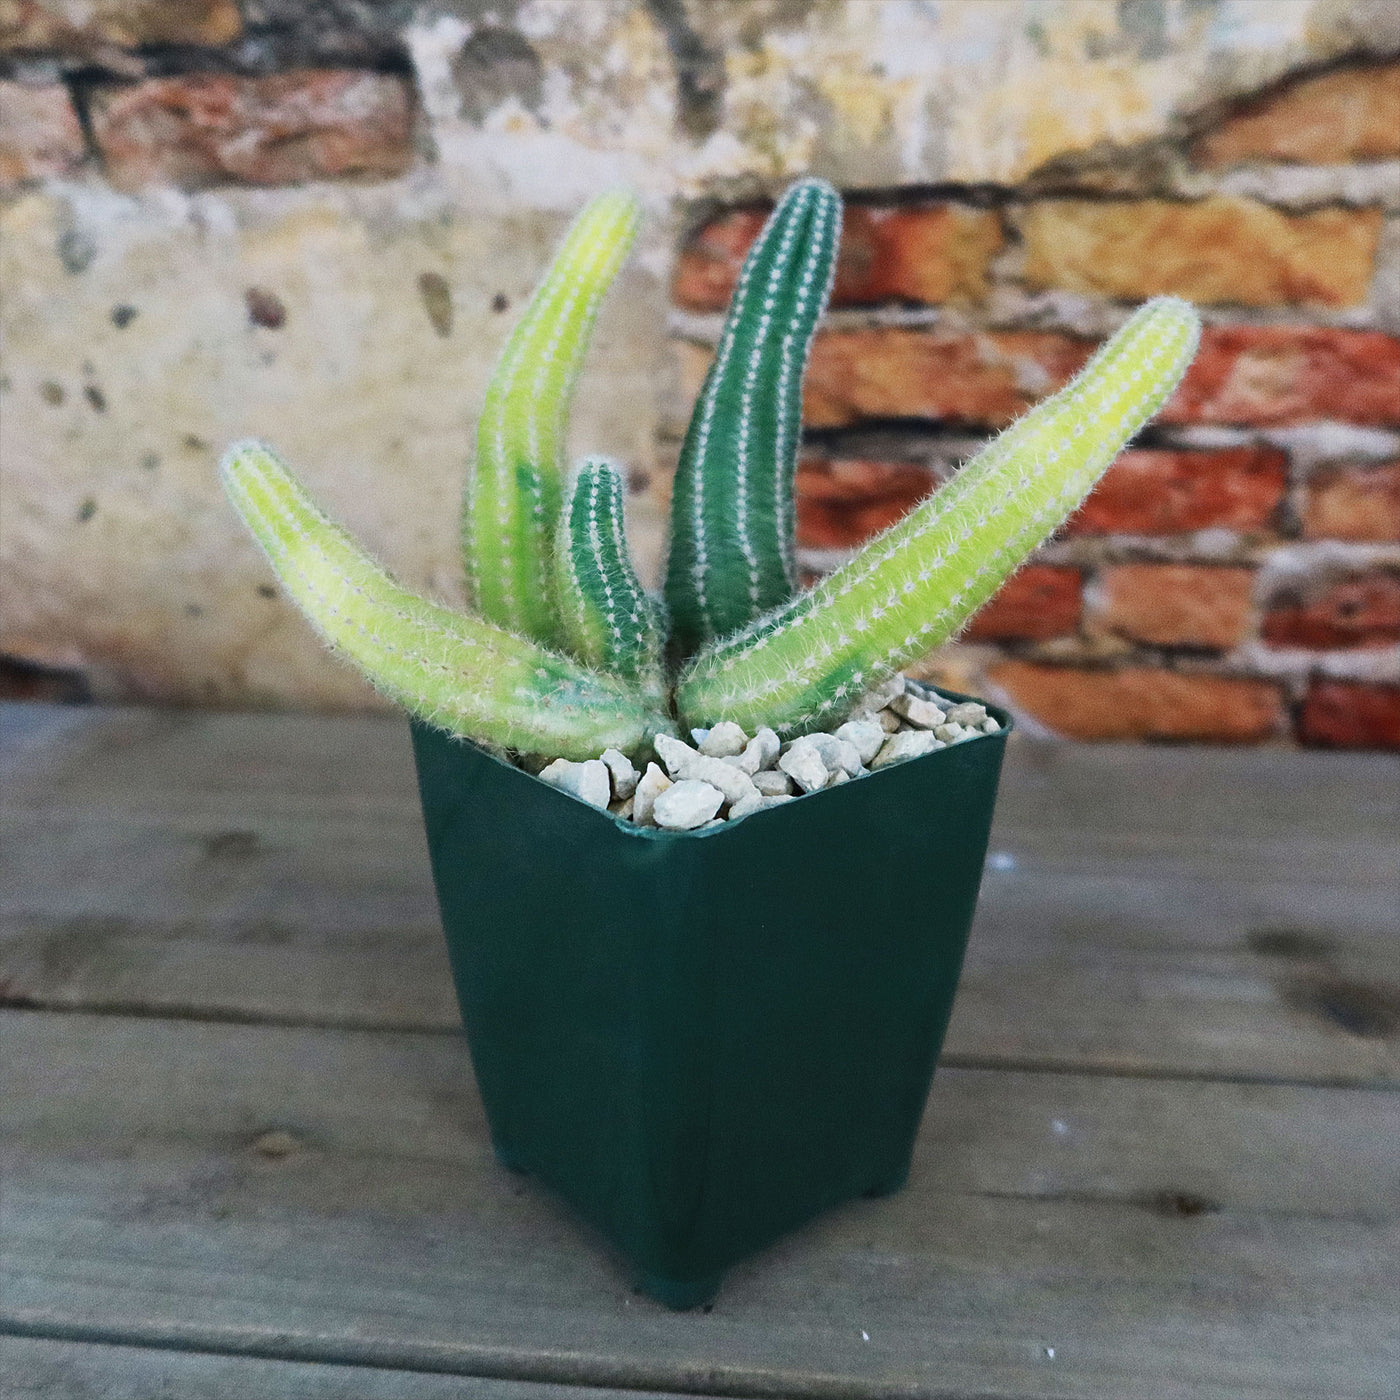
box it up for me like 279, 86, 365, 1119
2, 0, 1398, 728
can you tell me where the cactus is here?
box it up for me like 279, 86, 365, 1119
675, 297, 1200, 737
665, 178, 841, 655
222, 442, 667, 759
553, 456, 667, 699
223, 179, 1201, 775
462, 189, 640, 647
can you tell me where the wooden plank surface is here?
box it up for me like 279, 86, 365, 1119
3, 1010, 1397, 1399
0, 1337, 714, 1400
2, 703, 1398, 1397
3, 706, 1396, 1083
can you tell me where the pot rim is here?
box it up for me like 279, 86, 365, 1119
417, 687, 1012, 843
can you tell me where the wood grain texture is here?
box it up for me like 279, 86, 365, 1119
3, 703, 1397, 1397
2, 1011, 1396, 1398
4, 706, 1396, 1082
0, 1337, 714, 1400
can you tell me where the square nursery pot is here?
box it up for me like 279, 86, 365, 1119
410, 695, 1010, 1309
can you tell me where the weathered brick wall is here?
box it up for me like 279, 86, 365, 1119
674, 60, 1400, 751
2, 1, 1397, 748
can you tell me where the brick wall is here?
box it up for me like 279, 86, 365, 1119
673, 61, 1400, 750
2, 3, 1398, 749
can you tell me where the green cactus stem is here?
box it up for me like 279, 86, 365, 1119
462, 189, 641, 647
665, 177, 842, 657
552, 456, 667, 699
676, 296, 1202, 738
223, 441, 668, 759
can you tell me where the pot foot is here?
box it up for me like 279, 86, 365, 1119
633, 1269, 722, 1311
492, 1141, 528, 1175
863, 1167, 910, 1198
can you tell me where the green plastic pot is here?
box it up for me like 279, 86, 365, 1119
411, 696, 1010, 1309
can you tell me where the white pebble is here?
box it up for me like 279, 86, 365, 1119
632, 762, 672, 826
878, 709, 901, 733
752, 769, 794, 797
980, 716, 1001, 734
727, 789, 765, 821
835, 719, 886, 765
871, 729, 943, 769
731, 725, 780, 775
761, 794, 795, 809
655, 733, 758, 808
609, 795, 635, 820
699, 721, 748, 757
946, 702, 988, 726
653, 780, 724, 830
653, 732, 697, 779
890, 693, 947, 729
689, 728, 710, 747
599, 747, 639, 799
933, 723, 966, 743
779, 743, 829, 793
794, 732, 862, 776
538, 758, 611, 809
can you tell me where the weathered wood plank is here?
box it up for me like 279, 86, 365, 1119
2, 1011, 1396, 1399
0, 1336, 716, 1400
4, 705, 1396, 1082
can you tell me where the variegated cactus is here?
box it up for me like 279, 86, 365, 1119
223, 179, 1201, 764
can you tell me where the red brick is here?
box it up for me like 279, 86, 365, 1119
989, 662, 1284, 742
804, 328, 1093, 429
794, 458, 936, 549
1019, 198, 1381, 309
1093, 564, 1255, 649
0, 0, 242, 51
1302, 460, 1400, 543
1299, 680, 1400, 750
0, 80, 84, 187
1194, 62, 1400, 167
963, 566, 1082, 642
1262, 572, 1400, 650
1064, 446, 1285, 536
89, 71, 413, 191
674, 202, 1003, 312
1163, 326, 1400, 428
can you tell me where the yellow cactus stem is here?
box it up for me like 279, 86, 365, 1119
462, 189, 641, 648
223, 441, 670, 760
676, 297, 1203, 738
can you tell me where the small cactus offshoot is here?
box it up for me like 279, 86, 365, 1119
223, 180, 1201, 765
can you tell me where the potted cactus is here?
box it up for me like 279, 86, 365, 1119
222, 179, 1200, 1307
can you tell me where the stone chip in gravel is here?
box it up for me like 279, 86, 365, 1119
779, 743, 829, 793
793, 732, 862, 777
752, 769, 794, 797
890, 692, 947, 729
599, 747, 639, 799
728, 726, 780, 775
871, 729, 944, 769
699, 721, 748, 758
878, 709, 901, 732
654, 733, 758, 807
538, 758, 612, 809
946, 702, 988, 726
653, 779, 724, 830
632, 762, 672, 826
835, 719, 885, 765
727, 789, 765, 820
933, 723, 967, 743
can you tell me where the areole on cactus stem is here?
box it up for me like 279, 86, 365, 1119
222, 179, 1201, 764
